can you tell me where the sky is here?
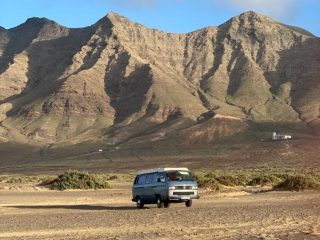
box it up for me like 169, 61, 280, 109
1, 0, 319, 36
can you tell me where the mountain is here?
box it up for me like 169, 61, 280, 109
0, 11, 319, 159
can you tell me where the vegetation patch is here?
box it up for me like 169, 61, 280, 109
107, 175, 119, 180
2, 169, 319, 193
248, 174, 283, 186
0, 176, 52, 184
197, 177, 221, 191
215, 174, 250, 187
275, 175, 320, 191
48, 171, 111, 191
194, 169, 320, 192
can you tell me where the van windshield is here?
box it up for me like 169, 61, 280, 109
166, 171, 194, 182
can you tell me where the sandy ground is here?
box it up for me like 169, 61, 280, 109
0, 182, 320, 240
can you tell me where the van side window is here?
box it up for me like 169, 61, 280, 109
134, 176, 139, 185
137, 175, 146, 185
151, 173, 157, 183
146, 173, 156, 184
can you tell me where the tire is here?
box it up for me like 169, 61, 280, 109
185, 200, 192, 207
136, 197, 144, 209
156, 196, 164, 208
164, 200, 170, 208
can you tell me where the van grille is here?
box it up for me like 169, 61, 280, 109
175, 186, 192, 190
173, 191, 194, 195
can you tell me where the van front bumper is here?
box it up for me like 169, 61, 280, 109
169, 195, 199, 201
168, 189, 199, 201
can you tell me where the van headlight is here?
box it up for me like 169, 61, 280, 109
192, 186, 198, 190
168, 186, 175, 190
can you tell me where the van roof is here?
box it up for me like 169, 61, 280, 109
137, 168, 189, 175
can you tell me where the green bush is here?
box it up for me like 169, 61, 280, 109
275, 175, 320, 191
204, 172, 218, 179
194, 172, 220, 191
248, 174, 282, 186
108, 175, 119, 180
198, 178, 220, 191
216, 174, 250, 186
38, 177, 55, 186
49, 171, 111, 191
194, 169, 320, 192
0, 176, 6, 183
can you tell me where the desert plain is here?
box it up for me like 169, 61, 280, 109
0, 180, 320, 240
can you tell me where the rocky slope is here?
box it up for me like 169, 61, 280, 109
0, 11, 319, 145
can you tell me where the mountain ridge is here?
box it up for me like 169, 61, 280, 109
1, 11, 316, 36
0, 11, 319, 147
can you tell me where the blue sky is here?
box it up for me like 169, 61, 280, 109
1, 0, 319, 36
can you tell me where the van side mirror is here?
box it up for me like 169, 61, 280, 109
158, 177, 165, 183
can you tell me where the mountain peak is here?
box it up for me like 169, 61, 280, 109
235, 11, 276, 24
218, 11, 275, 29
25, 17, 58, 25
106, 12, 122, 18
106, 12, 131, 24
239, 11, 268, 18
93, 12, 129, 29
238, 11, 315, 37
10, 17, 62, 31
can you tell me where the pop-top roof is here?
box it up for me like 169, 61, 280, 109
137, 167, 189, 175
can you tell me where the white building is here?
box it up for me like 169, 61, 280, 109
272, 132, 292, 140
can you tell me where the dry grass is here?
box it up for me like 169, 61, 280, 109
275, 175, 320, 191
47, 171, 111, 191
2, 168, 319, 192
194, 169, 320, 191
0, 175, 53, 184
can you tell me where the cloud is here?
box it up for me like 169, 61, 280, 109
213, 0, 299, 20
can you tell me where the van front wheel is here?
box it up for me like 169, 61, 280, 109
164, 200, 170, 208
185, 200, 192, 207
136, 197, 144, 208
156, 196, 164, 208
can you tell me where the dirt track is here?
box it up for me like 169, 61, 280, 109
0, 182, 320, 240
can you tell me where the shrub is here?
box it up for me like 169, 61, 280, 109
216, 174, 251, 186
195, 169, 320, 192
38, 177, 55, 186
0, 176, 6, 183
198, 178, 220, 191
49, 171, 111, 191
194, 172, 220, 191
215, 175, 238, 186
248, 174, 282, 186
275, 175, 320, 191
204, 172, 218, 179
108, 175, 118, 180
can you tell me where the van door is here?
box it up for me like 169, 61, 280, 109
133, 174, 146, 200
155, 172, 167, 200
145, 173, 157, 203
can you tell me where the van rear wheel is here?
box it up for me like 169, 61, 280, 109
156, 196, 164, 208
185, 200, 192, 207
136, 197, 144, 208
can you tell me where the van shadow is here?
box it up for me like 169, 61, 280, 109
7, 204, 144, 211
